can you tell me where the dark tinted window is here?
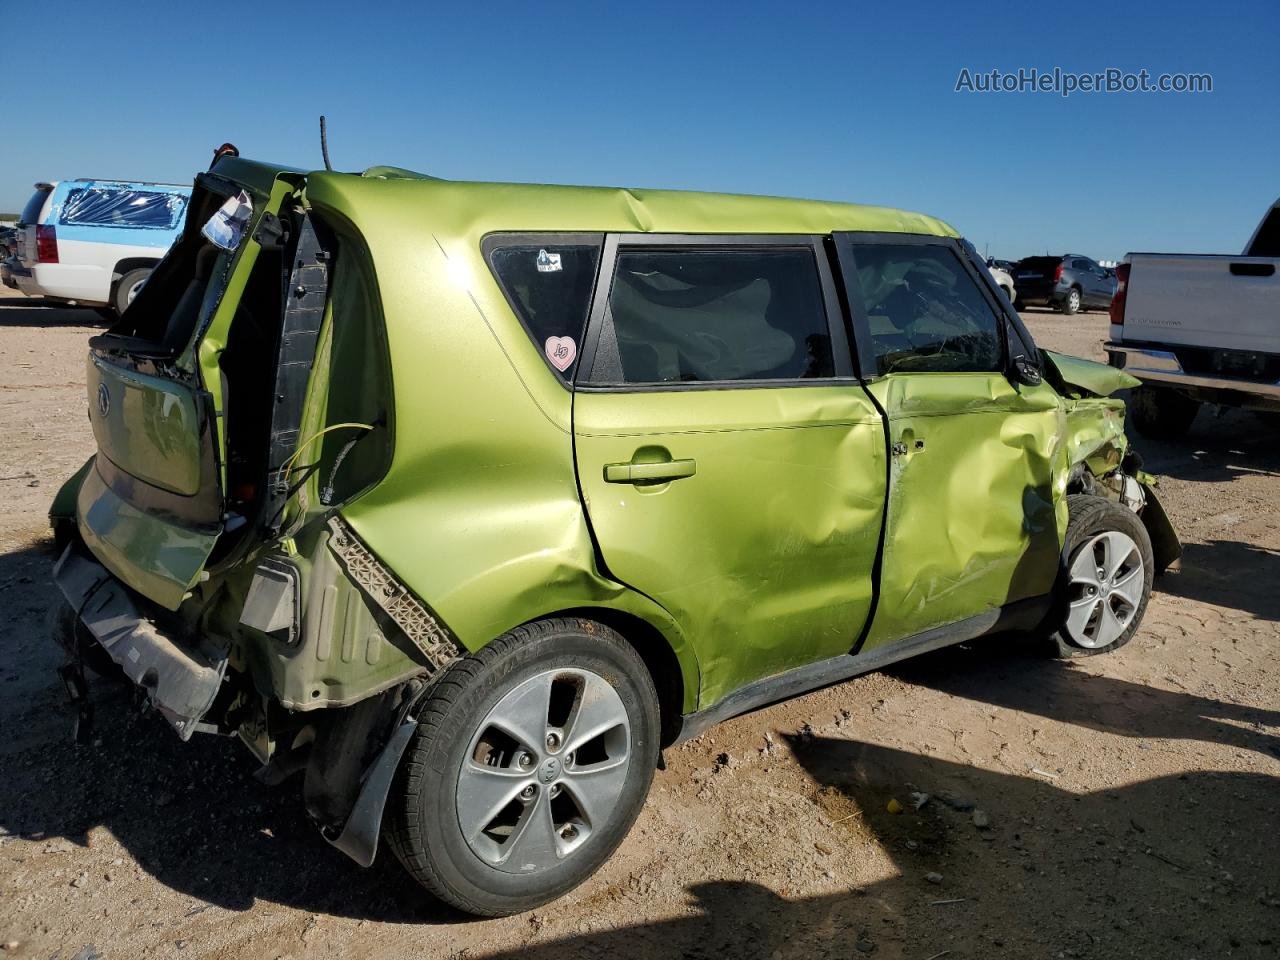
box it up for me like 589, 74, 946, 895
850, 244, 1004, 375
59, 188, 187, 229
1071, 258, 1093, 270
1246, 206, 1280, 257
20, 187, 50, 224
595, 247, 833, 384
487, 236, 602, 380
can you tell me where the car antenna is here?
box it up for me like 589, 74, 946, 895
319, 115, 333, 172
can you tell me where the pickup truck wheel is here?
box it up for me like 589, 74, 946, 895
384, 618, 660, 917
113, 268, 152, 316
1062, 287, 1082, 315
1040, 495, 1153, 658
1130, 385, 1199, 440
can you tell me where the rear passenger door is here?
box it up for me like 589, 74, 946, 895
1072, 257, 1104, 307
572, 235, 887, 706
833, 233, 1064, 651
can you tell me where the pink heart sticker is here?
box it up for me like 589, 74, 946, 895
545, 336, 577, 372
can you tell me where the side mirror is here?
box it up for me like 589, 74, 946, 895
1011, 354, 1042, 386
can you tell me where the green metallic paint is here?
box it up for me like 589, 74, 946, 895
295, 173, 956, 712
1041, 349, 1141, 398
59, 158, 1172, 721
862, 373, 1064, 649
574, 385, 887, 705
76, 461, 216, 610
87, 356, 205, 496
49, 457, 94, 525
192, 170, 303, 475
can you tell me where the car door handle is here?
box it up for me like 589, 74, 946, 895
603, 459, 697, 484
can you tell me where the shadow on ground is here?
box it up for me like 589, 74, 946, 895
1157, 539, 1280, 622
2, 537, 1277, 950
1129, 404, 1280, 485
0, 540, 458, 925
480, 737, 1280, 958
885, 639, 1280, 759
0, 297, 107, 328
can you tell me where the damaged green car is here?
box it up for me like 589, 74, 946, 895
49, 148, 1180, 916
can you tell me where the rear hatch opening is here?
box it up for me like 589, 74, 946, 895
76, 166, 303, 608
73, 159, 395, 614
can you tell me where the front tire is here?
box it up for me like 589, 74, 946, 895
385, 618, 660, 917
1130, 385, 1200, 440
1040, 495, 1153, 658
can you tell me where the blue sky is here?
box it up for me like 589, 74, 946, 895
3, 0, 1276, 261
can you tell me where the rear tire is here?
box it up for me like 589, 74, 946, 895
1039, 495, 1153, 658
113, 268, 152, 316
384, 618, 660, 917
1061, 287, 1082, 315
1130, 385, 1199, 440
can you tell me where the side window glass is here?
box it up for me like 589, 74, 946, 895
60, 188, 187, 229
594, 247, 833, 384
486, 236, 603, 381
851, 244, 1004, 375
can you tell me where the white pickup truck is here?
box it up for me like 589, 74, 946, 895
1106, 198, 1280, 438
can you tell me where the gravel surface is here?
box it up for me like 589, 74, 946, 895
0, 291, 1276, 959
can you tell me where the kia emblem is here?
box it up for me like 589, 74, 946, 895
97, 383, 111, 417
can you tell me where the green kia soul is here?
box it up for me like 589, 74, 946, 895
49, 149, 1180, 916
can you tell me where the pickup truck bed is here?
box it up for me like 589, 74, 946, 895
1106, 251, 1280, 435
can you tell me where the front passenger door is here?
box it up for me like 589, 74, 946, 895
833, 233, 1064, 652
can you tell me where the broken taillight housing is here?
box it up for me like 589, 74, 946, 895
1110, 261, 1130, 326
35, 224, 58, 263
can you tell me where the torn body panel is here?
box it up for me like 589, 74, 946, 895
861, 373, 1063, 650
54, 544, 226, 740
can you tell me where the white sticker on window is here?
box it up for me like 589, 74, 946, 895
536, 249, 562, 273
545, 336, 576, 372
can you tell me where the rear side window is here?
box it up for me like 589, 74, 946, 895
850, 244, 1004, 375
59, 188, 187, 229
485, 234, 603, 381
592, 247, 834, 384
20, 187, 51, 224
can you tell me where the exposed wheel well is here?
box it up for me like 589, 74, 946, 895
111, 257, 161, 284
554, 607, 687, 747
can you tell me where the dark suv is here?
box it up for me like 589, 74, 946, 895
1012, 254, 1116, 314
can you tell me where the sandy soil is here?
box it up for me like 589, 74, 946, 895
0, 291, 1276, 959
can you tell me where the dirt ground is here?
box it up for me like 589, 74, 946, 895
0, 288, 1276, 960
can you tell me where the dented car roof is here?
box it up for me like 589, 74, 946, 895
211, 156, 960, 240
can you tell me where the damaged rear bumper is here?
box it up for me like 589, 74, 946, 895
53, 544, 227, 740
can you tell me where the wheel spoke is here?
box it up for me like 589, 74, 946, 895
1102, 532, 1136, 581
1110, 566, 1144, 607
505, 791, 560, 871
564, 673, 627, 754
1095, 600, 1126, 647
485, 672, 553, 755
1069, 545, 1102, 588
563, 757, 629, 827
455, 763, 528, 842
1065, 596, 1101, 644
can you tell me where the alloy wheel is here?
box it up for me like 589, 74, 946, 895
455, 668, 631, 874
1064, 530, 1145, 648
